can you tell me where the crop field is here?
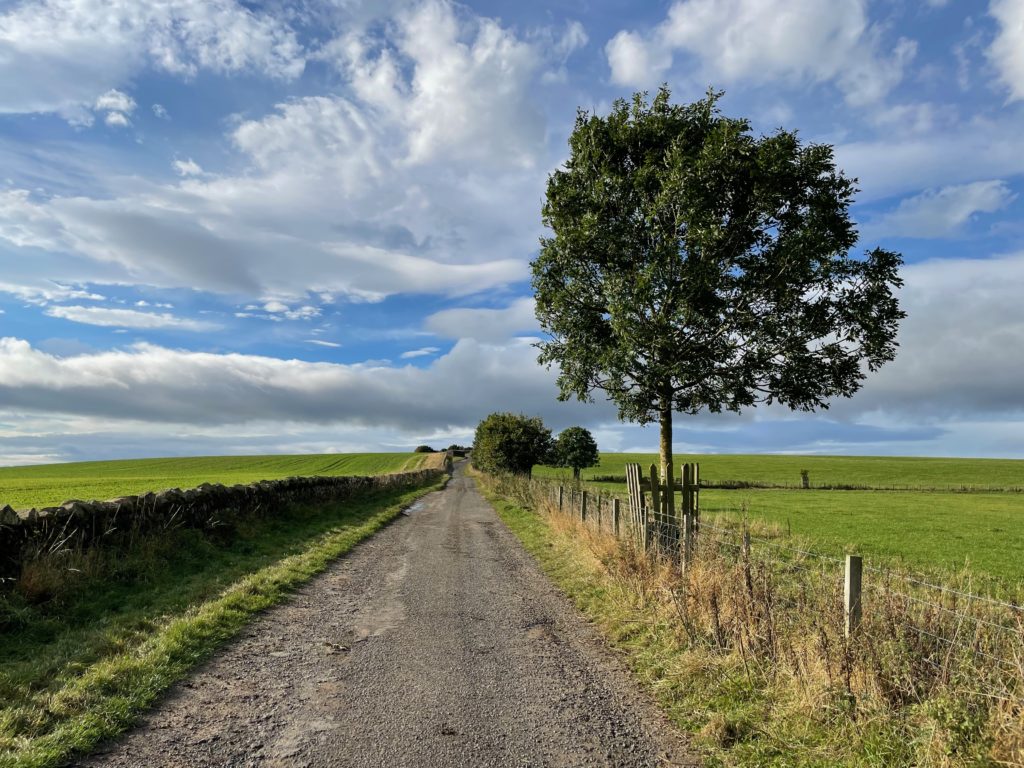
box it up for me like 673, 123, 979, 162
534, 453, 1024, 583
0, 453, 433, 510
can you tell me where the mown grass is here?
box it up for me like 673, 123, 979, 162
534, 453, 1024, 585
481, 475, 1024, 767
0, 453, 429, 509
533, 452, 1024, 490
0, 478, 443, 768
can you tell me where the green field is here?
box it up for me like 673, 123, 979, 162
534, 453, 1024, 584
0, 453, 431, 510
534, 451, 1024, 489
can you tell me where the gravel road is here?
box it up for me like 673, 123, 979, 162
81, 464, 700, 767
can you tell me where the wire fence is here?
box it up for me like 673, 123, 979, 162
526, 473, 1024, 680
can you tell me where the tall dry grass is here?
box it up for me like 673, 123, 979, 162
482, 472, 1024, 767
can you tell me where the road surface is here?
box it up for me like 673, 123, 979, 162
82, 464, 699, 767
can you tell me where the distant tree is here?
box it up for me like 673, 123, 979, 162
552, 426, 600, 481
532, 87, 904, 520
472, 413, 552, 477
413, 445, 436, 453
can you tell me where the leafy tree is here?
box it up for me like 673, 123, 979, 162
532, 88, 904, 518
552, 426, 600, 481
413, 445, 436, 453
472, 413, 552, 477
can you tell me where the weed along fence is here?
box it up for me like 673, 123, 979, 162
519, 463, 1024, 709
0, 467, 445, 581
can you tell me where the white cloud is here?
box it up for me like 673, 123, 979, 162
318, 0, 546, 168
400, 346, 440, 359
864, 180, 1016, 239
426, 297, 538, 342
0, 0, 304, 119
835, 117, 1024, 202
988, 0, 1024, 101
606, 30, 671, 85
173, 158, 204, 177
94, 89, 135, 114
0, 2, 553, 303
0, 336, 612, 431
44, 305, 219, 331
0, 280, 105, 304
829, 252, 1024, 421
306, 340, 341, 348
152, 103, 170, 120
104, 111, 130, 128
606, 0, 915, 105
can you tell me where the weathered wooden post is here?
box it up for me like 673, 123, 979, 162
595, 492, 602, 531
681, 464, 695, 571
844, 555, 863, 637
612, 498, 620, 537
558, 485, 564, 513
801, 469, 810, 489
625, 463, 646, 551
581, 490, 587, 522
742, 529, 751, 558
648, 464, 661, 551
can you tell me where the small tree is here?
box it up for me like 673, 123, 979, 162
552, 426, 600, 481
413, 445, 436, 453
532, 88, 904, 518
472, 413, 552, 477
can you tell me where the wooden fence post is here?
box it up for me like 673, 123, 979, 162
612, 498, 620, 537
648, 464, 660, 551
845, 555, 863, 637
558, 485, 563, 513
742, 530, 751, 558
682, 463, 694, 571
581, 490, 587, 522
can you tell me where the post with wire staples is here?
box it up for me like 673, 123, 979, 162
580, 490, 587, 523
558, 485, 563, 514
845, 554, 863, 637
612, 498, 620, 537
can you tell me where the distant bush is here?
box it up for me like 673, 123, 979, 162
473, 413, 552, 477
413, 445, 436, 453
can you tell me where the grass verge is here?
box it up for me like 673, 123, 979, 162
478, 473, 1024, 768
0, 478, 443, 768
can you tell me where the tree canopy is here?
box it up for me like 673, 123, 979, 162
552, 426, 600, 480
472, 412, 552, 477
532, 87, 904, 511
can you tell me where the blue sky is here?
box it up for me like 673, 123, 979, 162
2, 0, 1024, 464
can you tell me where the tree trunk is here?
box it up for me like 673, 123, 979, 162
659, 400, 675, 521
573, 466, 581, 481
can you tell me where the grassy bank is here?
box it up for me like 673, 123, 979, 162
0, 477, 443, 768
479, 473, 1024, 768
0, 452, 432, 510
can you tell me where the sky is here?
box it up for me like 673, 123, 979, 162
1, 0, 1024, 465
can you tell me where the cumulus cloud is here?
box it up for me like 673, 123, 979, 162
606, 0, 915, 105
425, 297, 539, 342
0, 1, 556, 303
0, 0, 303, 119
988, 0, 1024, 101
864, 180, 1016, 239
44, 305, 219, 331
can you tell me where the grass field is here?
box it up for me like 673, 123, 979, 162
534, 452, 1024, 489
0, 453, 431, 510
534, 453, 1024, 584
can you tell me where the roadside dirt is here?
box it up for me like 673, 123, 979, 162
80, 464, 701, 767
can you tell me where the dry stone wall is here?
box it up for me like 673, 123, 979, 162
0, 468, 444, 579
